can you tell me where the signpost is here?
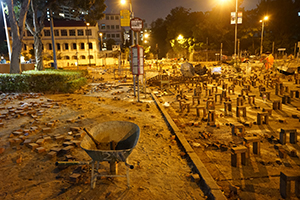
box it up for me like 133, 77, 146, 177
130, 18, 144, 102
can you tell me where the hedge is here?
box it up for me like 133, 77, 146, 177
0, 69, 88, 93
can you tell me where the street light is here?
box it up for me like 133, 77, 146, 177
86, 22, 91, 67
234, 0, 238, 66
121, 0, 134, 45
260, 16, 269, 56
99, 32, 103, 51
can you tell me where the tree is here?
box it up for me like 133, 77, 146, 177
6, 0, 30, 74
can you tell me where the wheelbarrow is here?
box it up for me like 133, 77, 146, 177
56, 121, 140, 189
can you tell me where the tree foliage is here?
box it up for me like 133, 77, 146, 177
150, 0, 300, 58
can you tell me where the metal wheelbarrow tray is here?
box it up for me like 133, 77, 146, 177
80, 121, 140, 189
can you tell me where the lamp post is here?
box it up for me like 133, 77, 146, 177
1, 1, 11, 61
260, 16, 269, 56
99, 32, 103, 51
234, 0, 238, 67
121, 0, 134, 45
86, 22, 91, 67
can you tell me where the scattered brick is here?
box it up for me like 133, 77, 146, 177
47, 151, 57, 159
46, 123, 55, 127
61, 146, 75, 154
23, 139, 32, 145
65, 136, 73, 141
191, 174, 200, 182
70, 127, 81, 132
36, 139, 45, 145
0, 147, 5, 154
42, 127, 52, 133
12, 131, 23, 136
72, 140, 81, 147
55, 135, 65, 141
36, 147, 46, 153
63, 142, 73, 147
43, 136, 52, 142
16, 156, 22, 164
28, 143, 39, 150
0, 123, 4, 128
69, 173, 81, 183
67, 119, 75, 123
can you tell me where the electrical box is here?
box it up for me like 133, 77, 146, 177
131, 45, 144, 75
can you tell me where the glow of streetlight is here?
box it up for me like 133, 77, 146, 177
144, 33, 149, 39
86, 22, 90, 26
177, 34, 183, 40
260, 16, 269, 55
121, 0, 126, 4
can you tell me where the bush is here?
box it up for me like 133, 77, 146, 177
0, 69, 88, 93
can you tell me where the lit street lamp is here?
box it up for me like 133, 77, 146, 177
121, 0, 134, 45
99, 32, 103, 51
260, 16, 269, 56
86, 22, 91, 67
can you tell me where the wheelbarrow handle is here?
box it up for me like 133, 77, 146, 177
55, 161, 92, 166
83, 128, 101, 148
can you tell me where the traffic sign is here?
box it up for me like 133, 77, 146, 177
130, 17, 143, 32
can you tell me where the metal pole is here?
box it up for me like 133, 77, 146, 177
130, 0, 136, 97
260, 21, 264, 56
220, 43, 223, 62
50, 11, 57, 69
1, 1, 11, 61
234, 0, 238, 67
238, 39, 240, 60
87, 25, 91, 67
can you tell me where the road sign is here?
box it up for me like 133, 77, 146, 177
120, 9, 130, 27
130, 17, 143, 32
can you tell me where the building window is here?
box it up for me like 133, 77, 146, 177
72, 55, 77, 59
116, 34, 120, 38
106, 25, 110, 29
116, 25, 120, 29
27, 30, 33, 37
115, 16, 119, 20
44, 30, 50, 36
69, 29, 75, 36
54, 30, 59, 36
111, 25, 115, 29
101, 24, 105, 29
56, 43, 61, 51
107, 34, 111, 38
77, 29, 84, 36
48, 43, 52, 50
112, 34, 115, 38
80, 43, 85, 49
64, 56, 70, 60
106, 15, 109, 20
80, 55, 86, 59
64, 43, 69, 50
88, 43, 93, 50
61, 30, 67, 36
85, 29, 92, 36
88, 55, 93, 59
72, 43, 77, 50
110, 16, 114, 20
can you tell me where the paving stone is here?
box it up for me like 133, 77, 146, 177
69, 173, 81, 183
42, 127, 52, 133
65, 136, 73, 141
63, 141, 73, 147
28, 143, 39, 150
72, 140, 81, 147
36, 147, 46, 153
61, 146, 75, 154
0, 123, 4, 128
50, 147, 62, 152
12, 131, 23, 136
36, 139, 45, 145
47, 151, 57, 159
0, 147, 5, 154
55, 135, 65, 141
23, 139, 32, 145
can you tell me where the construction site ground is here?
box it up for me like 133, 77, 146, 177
0, 64, 300, 200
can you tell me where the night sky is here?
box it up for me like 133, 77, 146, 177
105, 0, 261, 25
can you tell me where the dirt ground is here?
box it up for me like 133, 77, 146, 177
0, 74, 206, 200
1, 65, 300, 200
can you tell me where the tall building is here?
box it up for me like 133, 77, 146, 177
98, 13, 123, 50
